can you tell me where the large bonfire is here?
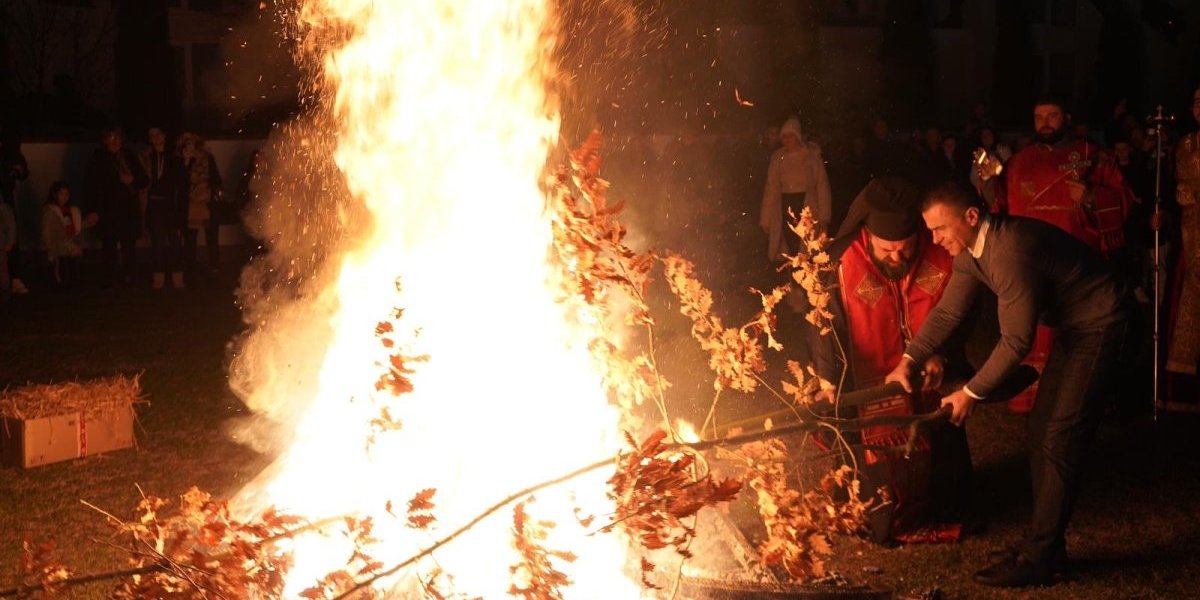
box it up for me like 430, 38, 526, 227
239, 0, 644, 596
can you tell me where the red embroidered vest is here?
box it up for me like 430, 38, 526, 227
1003, 140, 1130, 254
837, 228, 953, 387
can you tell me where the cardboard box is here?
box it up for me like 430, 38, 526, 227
80, 407, 136, 458
2, 413, 81, 468
1, 408, 135, 468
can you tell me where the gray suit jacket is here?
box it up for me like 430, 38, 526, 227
905, 215, 1130, 397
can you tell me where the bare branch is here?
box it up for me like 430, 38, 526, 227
332, 406, 951, 597
0, 565, 163, 598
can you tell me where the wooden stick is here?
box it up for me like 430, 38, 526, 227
332, 407, 952, 598
0, 565, 163, 598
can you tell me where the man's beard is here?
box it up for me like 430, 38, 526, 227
871, 255, 913, 281
1037, 125, 1066, 145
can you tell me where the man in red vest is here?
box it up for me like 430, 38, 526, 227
809, 178, 973, 541
992, 97, 1133, 411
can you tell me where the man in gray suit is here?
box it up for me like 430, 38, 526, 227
886, 180, 1131, 587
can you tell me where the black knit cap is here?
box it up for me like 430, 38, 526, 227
861, 178, 922, 242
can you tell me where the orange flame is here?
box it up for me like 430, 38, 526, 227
237, 0, 640, 596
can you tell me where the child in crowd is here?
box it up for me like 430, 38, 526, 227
41, 181, 95, 287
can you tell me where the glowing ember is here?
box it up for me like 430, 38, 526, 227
238, 0, 640, 596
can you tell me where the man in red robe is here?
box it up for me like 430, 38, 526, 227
808, 178, 973, 541
994, 98, 1133, 411
1168, 87, 1200, 401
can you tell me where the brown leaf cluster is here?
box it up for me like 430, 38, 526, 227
548, 130, 653, 320
750, 285, 790, 353
17, 536, 71, 597
298, 516, 383, 599
547, 130, 663, 415
781, 360, 832, 407
369, 306, 429, 446
405, 488, 438, 530
604, 430, 741, 558
662, 254, 771, 393
373, 315, 429, 399
109, 487, 303, 599
739, 442, 871, 580
588, 339, 665, 414
782, 207, 836, 334
508, 500, 576, 600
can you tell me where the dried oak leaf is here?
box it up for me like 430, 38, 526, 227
405, 488, 438, 529
603, 429, 742, 557
509, 500, 574, 600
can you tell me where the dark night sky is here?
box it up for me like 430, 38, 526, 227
0, 0, 1196, 140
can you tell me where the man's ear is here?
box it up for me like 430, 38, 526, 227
964, 206, 980, 226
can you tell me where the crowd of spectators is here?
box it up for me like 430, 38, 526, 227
0, 126, 261, 296
598, 95, 1196, 406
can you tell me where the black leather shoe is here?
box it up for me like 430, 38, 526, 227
973, 555, 1054, 587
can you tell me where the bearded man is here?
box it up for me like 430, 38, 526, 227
807, 178, 973, 541
993, 97, 1134, 411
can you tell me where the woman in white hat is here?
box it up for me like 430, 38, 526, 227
759, 116, 832, 261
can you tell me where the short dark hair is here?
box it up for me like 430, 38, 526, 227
1033, 94, 1070, 115
45, 180, 70, 205
921, 179, 985, 214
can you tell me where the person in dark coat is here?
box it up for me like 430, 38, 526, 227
139, 126, 186, 289
84, 128, 148, 286
0, 126, 30, 293
887, 180, 1131, 587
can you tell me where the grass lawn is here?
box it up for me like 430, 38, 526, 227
1, 265, 1199, 599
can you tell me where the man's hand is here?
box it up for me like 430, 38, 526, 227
885, 356, 917, 393
922, 355, 946, 391
941, 389, 977, 426
120, 173, 134, 186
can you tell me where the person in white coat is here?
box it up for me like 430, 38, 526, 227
760, 117, 832, 261
42, 181, 95, 287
